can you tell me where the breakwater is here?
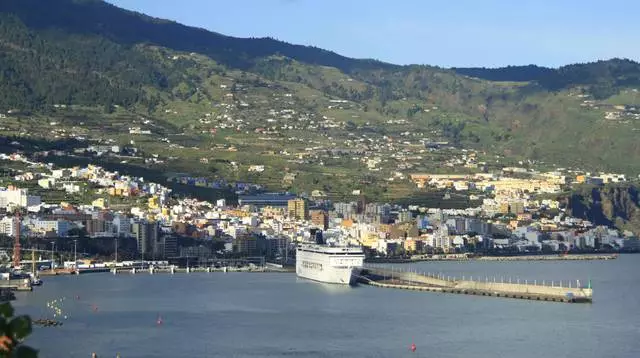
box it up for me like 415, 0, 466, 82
476, 254, 617, 261
366, 253, 618, 264
358, 266, 593, 303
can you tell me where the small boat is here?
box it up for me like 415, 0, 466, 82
33, 318, 63, 327
31, 277, 43, 286
28, 273, 43, 286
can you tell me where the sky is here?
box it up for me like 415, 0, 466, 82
106, 0, 639, 68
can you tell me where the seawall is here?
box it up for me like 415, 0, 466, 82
359, 267, 592, 303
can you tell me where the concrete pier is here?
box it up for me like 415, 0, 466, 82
106, 266, 293, 275
476, 254, 617, 262
0, 278, 32, 291
359, 267, 592, 303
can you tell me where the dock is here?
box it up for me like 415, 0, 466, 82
0, 278, 32, 291
358, 267, 592, 303
476, 254, 618, 262
367, 253, 618, 263
107, 265, 294, 275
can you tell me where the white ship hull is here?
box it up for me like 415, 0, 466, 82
296, 244, 364, 286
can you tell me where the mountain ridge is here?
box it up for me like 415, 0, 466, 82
0, 0, 398, 74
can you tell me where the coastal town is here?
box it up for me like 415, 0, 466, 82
0, 148, 638, 274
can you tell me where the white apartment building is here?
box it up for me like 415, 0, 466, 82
28, 219, 71, 237
0, 216, 17, 237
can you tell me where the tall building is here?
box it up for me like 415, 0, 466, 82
356, 195, 366, 214
397, 210, 413, 223
156, 235, 178, 259
112, 214, 131, 237
0, 216, 17, 237
509, 202, 525, 215
310, 210, 329, 230
334, 202, 356, 219
287, 199, 308, 220
131, 220, 159, 258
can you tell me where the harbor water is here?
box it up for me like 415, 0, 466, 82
12, 255, 640, 358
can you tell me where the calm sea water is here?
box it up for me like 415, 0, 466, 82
12, 255, 640, 358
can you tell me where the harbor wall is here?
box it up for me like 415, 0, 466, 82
363, 267, 592, 302
453, 280, 592, 299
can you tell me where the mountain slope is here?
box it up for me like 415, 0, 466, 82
0, 0, 396, 74
1, 0, 640, 199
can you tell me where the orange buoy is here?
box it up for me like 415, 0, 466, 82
410, 343, 416, 352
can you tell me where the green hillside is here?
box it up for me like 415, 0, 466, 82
1, 0, 639, 201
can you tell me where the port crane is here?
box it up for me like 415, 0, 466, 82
12, 210, 21, 269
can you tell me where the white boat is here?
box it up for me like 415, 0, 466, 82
28, 272, 42, 286
296, 242, 364, 285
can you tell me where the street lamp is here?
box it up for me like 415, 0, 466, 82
50, 242, 55, 273
74, 239, 77, 269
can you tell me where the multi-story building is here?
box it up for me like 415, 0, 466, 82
397, 210, 413, 223
0, 187, 41, 209
333, 202, 356, 219
112, 214, 131, 237
234, 235, 258, 255
132, 220, 159, 257
0, 216, 17, 237
153, 235, 179, 259
310, 210, 329, 230
29, 219, 71, 237
287, 199, 308, 220
256, 234, 288, 259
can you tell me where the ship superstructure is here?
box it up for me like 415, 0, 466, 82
295, 230, 364, 285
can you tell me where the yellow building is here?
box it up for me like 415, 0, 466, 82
262, 206, 285, 218
403, 239, 424, 253
148, 196, 159, 209
92, 198, 107, 209
378, 224, 392, 234
361, 233, 379, 248
287, 199, 308, 220
224, 209, 250, 218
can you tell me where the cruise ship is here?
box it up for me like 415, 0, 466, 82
296, 231, 365, 285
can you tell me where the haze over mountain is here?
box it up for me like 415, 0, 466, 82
1, 0, 640, 182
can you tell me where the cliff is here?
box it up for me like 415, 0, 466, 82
563, 183, 640, 234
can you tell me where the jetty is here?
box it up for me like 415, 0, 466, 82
476, 254, 618, 262
0, 278, 32, 291
358, 266, 592, 303
367, 253, 618, 263
108, 265, 293, 275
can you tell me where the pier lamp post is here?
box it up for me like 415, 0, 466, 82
73, 239, 77, 268
50, 242, 55, 273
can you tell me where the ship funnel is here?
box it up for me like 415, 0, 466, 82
310, 228, 324, 244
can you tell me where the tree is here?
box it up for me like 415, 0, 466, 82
0, 302, 38, 358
